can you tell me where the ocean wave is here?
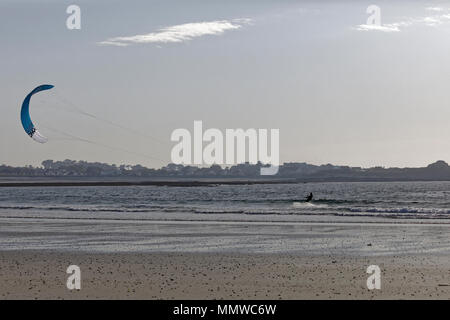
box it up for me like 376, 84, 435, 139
1, 203, 449, 219
0, 204, 165, 213
345, 207, 450, 215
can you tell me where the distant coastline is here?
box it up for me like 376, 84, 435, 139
2, 177, 450, 188
1, 159, 450, 185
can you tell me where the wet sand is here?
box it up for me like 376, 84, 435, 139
0, 251, 448, 299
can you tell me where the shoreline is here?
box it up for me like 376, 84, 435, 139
1, 217, 448, 255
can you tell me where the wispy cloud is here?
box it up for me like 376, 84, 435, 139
99, 19, 251, 47
426, 7, 444, 12
418, 14, 450, 26
354, 22, 410, 33
354, 8, 450, 33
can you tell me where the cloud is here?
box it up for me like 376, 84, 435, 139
354, 8, 450, 33
354, 20, 414, 33
99, 19, 250, 47
426, 7, 444, 12
418, 14, 450, 26
355, 23, 402, 33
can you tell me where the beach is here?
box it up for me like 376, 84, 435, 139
1, 250, 449, 299
0, 219, 449, 299
0, 182, 449, 299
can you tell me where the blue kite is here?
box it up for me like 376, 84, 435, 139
20, 84, 53, 143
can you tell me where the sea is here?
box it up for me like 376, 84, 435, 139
1, 181, 449, 221
0, 181, 449, 254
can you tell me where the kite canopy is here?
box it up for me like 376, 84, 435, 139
20, 84, 53, 143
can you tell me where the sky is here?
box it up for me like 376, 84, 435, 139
1, 0, 450, 168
